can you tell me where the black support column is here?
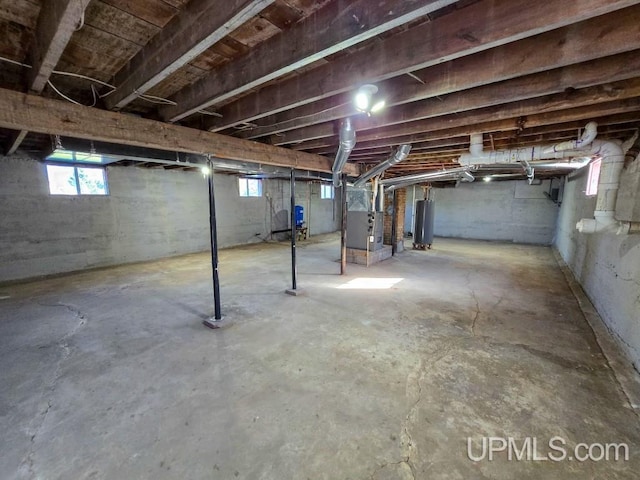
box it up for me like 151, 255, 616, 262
391, 189, 398, 256
286, 169, 302, 295
340, 174, 347, 275
203, 157, 222, 327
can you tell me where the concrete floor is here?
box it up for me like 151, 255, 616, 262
1, 235, 639, 479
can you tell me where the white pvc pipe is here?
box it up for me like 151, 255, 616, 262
576, 140, 626, 234
458, 122, 633, 234
458, 122, 599, 166
469, 133, 484, 156
543, 121, 598, 153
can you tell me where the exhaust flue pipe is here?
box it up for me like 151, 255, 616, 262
332, 118, 356, 187
353, 144, 412, 187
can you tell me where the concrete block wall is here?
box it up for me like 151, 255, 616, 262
418, 180, 559, 244
616, 154, 640, 222
555, 171, 640, 370
0, 155, 340, 283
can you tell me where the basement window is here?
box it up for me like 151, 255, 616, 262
238, 178, 262, 197
586, 158, 602, 196
46, 165, 108, 196
320, 184, 334, 199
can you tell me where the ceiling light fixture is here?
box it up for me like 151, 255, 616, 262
354, 84, 386, 116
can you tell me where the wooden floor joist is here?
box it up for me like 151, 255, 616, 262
203, 0, 639, 131
234, 8, 640, 140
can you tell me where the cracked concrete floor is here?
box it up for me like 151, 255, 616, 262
1, 235, 639, 479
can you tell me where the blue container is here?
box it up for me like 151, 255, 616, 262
295, 205, 304, 227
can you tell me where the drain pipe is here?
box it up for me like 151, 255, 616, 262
459, 123, 635, 234
543, 122, 598, 153
332, 118, 356, 187
459, 122, 600, 166
353, 144, 412, 187
469, 133, 484, 156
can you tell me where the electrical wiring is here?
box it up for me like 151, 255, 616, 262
75, 0, 86, 31
197, 110, 223, 117
135, 92, 178, 106
0, 56, 115, 90
90, 84, 98, 107
0, 55, 212, 112
47, 80, 82, 106
0, 56, 32, 68
0, 54, 117, 105
52, 70, 115, 90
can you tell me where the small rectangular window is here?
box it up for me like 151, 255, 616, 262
320, 184, 334, 199
586, 158, 601, 196
46, 164, 108, 196
238, 178, 262, 197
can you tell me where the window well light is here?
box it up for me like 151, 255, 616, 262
354, 84, 386, 116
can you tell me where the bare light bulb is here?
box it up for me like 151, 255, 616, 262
354, 92, 370, 111
370, 100, 386, 113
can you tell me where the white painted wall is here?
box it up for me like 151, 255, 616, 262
419, 180, 559, 244
0, 155, 339, 282
555, 172, 640, 370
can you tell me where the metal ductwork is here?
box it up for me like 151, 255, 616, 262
332, 118, 356, 187
353, 144, 412, 187
461, 171, 475, 183
381, 166, 477, 191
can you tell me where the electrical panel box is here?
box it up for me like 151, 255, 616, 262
346, 211, 384, 251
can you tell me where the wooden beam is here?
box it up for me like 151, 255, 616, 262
5, 130, 29, 156
9, 0, 86, 155
291, 99, 640, 151
0, 88, 355, 175
29, 0, 86, 93
104, 0, 275, 110
271, 52, 640, 145
160, 0, 458, 122
354, 79, 640, 144
202, 0, 640, 131
284, 78, 640, 149
236, 8, 640, 139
